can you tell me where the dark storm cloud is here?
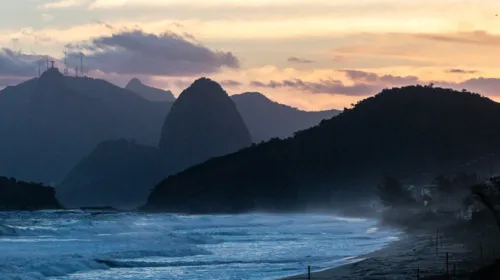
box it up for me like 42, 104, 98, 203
65, 29, 240, 76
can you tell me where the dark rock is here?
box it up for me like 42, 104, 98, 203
0, 176, 62, 210
159, 77, 252, 174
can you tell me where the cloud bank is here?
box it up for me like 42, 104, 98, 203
66, 29, 239, 76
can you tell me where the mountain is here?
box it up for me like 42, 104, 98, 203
57, 78, 253, 208
125, 78, 175, 102
0, 176, 61, 210
231, 92, 340, 142
0, 67, 171, 184
142, 85, 500, 213
57, 139, 163, 209
159, 77, 252, 174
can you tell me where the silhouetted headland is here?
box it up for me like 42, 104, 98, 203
0, 176, 61, 210
142, 85, 500, 213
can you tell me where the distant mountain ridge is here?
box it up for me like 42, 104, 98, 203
0, 72, 339, 208
0, 67, 171, 183
142, 85, 500, 213
231, 92, 339, 142
125, 78, 175, 102
58, 78, 253, 208
123, 81, 340, 142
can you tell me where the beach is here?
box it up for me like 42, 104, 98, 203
281, 226, 498, 280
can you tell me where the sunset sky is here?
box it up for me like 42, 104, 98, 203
1, 0, 500, 110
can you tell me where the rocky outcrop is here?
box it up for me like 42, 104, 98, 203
126, 78, 175, 102
159, 78, 252, 174
0, 177, 62, 210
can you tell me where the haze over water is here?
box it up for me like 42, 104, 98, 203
0, 211, 400, 280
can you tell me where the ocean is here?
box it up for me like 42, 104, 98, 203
0, 211, 400, 279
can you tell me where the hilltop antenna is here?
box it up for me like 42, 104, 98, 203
80, 52, 84, 77
37, 60, 41, 77
63, 51, 68, 75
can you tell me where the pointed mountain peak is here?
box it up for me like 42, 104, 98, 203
126, 78, 142, 88
125, 78, 175, 102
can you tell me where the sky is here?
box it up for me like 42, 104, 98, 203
1, 0, 500, 110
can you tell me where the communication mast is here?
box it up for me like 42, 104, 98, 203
63, 51, 68, 75
80, 52, 84, 77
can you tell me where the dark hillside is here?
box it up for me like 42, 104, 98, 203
143, 85, 500, 213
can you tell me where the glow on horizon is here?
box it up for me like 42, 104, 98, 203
1, 0, 500, 110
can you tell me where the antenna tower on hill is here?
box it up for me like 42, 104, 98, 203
63, 51, 68, 75
78, 52, 84, 77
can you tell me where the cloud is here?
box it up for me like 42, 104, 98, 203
0, 49, 56, 86
220, 80, 242, 87
250, 78, 376, 96
446, 68, 479, 74
0, 48, 48, 77
247, 68, 500, 97
40, 0, 89, 9
0, 76, 31, 87
287, 57, 315, 64
65, 29, 239, 76
439, 78, 500, 95
341, 69, 420, 85
41, 14, 54, 22
414, 31, 500, 46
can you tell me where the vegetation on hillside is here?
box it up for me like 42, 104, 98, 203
144, 85, 500, 213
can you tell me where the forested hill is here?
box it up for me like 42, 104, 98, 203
142, 85, 500, 213
0, 177, 62, 210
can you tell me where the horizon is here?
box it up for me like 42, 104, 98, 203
2, 1, 500, 110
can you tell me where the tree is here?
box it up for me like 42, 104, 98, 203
377, 176, 416, 208
471, 177, 500, 232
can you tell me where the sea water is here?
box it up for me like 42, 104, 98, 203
0, 211, 400, 280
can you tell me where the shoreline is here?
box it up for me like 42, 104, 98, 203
280, 224, 496, 280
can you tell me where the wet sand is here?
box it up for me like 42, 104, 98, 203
281, 228, 497, 280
